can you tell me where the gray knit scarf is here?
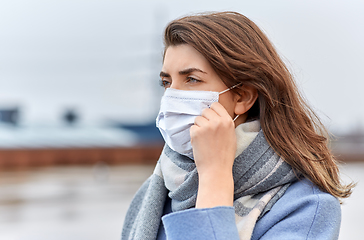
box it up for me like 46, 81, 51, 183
121, 122, 297, 240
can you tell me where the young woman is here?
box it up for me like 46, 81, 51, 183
121, 11, 354, 240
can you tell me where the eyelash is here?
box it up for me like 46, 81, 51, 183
186, 77, 202, 84
159, 79, 171, 88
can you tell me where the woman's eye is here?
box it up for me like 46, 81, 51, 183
159, 79, 171, 88
186, 77, 202, 84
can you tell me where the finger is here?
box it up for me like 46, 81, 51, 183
194, 115, 209, 127
190, 124, 203, 141
210, 102, 231, 119
201, 107, 219, 121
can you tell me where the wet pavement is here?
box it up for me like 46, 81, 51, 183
0, 162, 362, 240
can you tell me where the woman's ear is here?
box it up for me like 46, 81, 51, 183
234, 85, 258, 115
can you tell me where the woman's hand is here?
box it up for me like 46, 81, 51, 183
190, 102, 237, 208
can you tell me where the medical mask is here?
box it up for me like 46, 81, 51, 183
156, 84, 241, 159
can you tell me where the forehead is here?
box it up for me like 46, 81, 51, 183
162, 44, 212, 72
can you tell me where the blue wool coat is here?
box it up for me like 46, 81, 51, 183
157, 178, 341, 240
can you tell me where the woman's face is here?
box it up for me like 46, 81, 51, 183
160, 44, 238, 119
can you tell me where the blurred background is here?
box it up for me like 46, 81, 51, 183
0, 0, 363, 239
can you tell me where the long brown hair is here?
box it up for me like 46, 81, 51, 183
163, 11, 354, 200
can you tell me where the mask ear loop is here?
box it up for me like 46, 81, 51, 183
219, 83, 243, 122
219, 82, 243, 95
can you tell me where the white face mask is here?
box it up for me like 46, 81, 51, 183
156, 84, 240, 159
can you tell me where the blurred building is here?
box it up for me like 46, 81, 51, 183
331, 129, 364, 162
0, 107, 19, 125
0, 107, 163, 170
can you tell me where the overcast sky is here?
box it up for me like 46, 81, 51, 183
0, 0, 363, 133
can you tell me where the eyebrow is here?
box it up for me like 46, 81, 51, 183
160, 68, 207, 78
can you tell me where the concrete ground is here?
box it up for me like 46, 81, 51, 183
0, 162, 362, 240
